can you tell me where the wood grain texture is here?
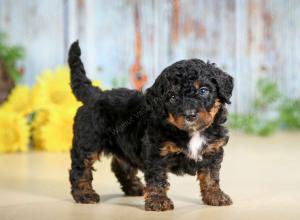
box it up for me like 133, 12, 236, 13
0, 0, 299, 112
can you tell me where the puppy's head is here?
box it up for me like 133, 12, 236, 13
145, 59, 233, 132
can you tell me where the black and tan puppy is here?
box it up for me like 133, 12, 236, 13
68, 41, 234, 211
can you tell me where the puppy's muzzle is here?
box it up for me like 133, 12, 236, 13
184, 110, 198, 122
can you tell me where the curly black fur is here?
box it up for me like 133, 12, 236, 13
68, 41, 234, 211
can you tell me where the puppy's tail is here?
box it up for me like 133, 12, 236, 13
68, 40, 101, 104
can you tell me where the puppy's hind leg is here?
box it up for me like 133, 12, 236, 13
111, 156, 144, 196
69, 145, 100, 203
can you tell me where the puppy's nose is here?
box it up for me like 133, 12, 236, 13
185, 110, 198, 122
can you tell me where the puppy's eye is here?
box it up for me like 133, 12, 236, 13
199, 87, 210, 96
169, 95, 176, 103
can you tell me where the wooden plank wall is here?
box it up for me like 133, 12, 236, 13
0, 0, 299, 113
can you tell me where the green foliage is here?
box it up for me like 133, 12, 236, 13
254, 78, 280, 109
111, 74, 128, 88
228, 113, 279, 136
0, 33, 24, 82
228, 78, 300, 136
279, 99, 300, 130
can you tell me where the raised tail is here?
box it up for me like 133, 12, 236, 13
68, 41, 101, 104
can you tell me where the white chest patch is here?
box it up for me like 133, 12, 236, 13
187, 132, 206, 161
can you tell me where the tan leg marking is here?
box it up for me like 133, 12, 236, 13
197, 170, 232, 206
160, 141, 183, 156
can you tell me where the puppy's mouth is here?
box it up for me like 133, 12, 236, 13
167, 111, 211, 132
167, 100, 222, 132
184, 118, 207, 132
185, 117, 210, 132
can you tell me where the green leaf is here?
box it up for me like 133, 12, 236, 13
254, 78, 280, 109
279, 99, 300, 129
0, 32, 24, 82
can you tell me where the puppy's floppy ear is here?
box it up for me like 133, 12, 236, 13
145, 87, 156, 108
145, 74, 169, 116
145, 87, 163, 117
212, 70, 234, 104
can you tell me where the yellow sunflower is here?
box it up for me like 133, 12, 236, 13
0, 110, 30, 153
31, 109, 50, 150
1, 85, 32, 116
31, 66, 82, 110
30, 66, 104, 152
92, 80, 102, 88
32, 107, 76, 152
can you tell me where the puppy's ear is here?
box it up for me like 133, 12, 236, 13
145, 87, 162, 116
145, 74, 169, 116
212, 70, 234, 104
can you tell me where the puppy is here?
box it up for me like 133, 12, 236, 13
68, 41, 234, 211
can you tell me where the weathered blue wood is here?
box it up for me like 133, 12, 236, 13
0, 0, 65, 86
0, 0, 299, 113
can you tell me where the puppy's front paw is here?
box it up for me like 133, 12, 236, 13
72, 190, 100, 204
202, 190, 232, 206
145, 196, 174, 211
